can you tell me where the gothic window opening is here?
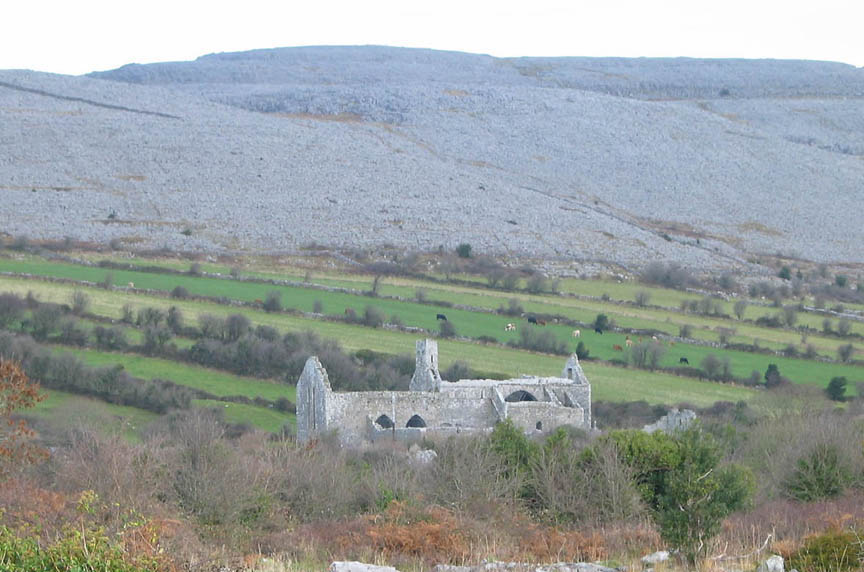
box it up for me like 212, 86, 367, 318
375, 414, 394, 429
406, 414, 427, 428
505, 390, 537, 402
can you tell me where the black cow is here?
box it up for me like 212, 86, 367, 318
679, 357, 689, 365
436, 313, 448, 321
594, 327, 603, 335
527, 316, 538, 324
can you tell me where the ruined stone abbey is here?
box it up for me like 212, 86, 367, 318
297, 339, 592, 446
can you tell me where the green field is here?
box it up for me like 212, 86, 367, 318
193, 399, 294, 433
2, 252, 862, 424
30, 389, 160, 440
2, 270, 858, 388
50, 345, 295, 401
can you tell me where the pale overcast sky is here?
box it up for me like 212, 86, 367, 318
3, 0, 863, 75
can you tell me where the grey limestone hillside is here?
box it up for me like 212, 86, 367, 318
2, 46, 863, 272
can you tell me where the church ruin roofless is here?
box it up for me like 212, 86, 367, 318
297, 339, 592, 446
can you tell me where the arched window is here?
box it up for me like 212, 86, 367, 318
406, 414, 427, 428
505, 390, 537, 402
374, 414, 394, 429
536, 421, 543, 431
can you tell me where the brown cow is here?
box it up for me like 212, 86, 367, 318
537, 320, 547, 326
613, 344, 624, 351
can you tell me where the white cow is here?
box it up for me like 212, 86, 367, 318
572, 329, 581, 338
505, 323, 517, 332
127, 282, 134, 288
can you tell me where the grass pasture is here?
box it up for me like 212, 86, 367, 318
3, 270, 857, 387
1, 252, 862, 421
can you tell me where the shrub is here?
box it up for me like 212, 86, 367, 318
439, 320, 456, 338
120, 304, 135, 324
263, 290, 282, 313
789, 528, 861, 572
575, 341, 589, 360
93, 326, 128, 350
778, 266, 791, 280
509, 326, 567, 355
526, 274, 547, 294
629, 342, 665, 370
782, 305, 798, 327
700, 354, 722, 379
496, 273, 517, 290
837, 344, 855, 363
313, 299, 323, 313
143, 326, 172, 355
31, 304, 62, 341
835, 274, 849, 288
678, 324, 693, 338
783, 444, 851, 502
136, 307, 165, 328
716, 272, 738, 291
837, 318, 852, 337
593, 314, 610, 332
764, 364, 785, 388
198, 314, 225, 339
188, 262, 202, 275
442, 360, 472, 381
99, 272, 113, 289
634, 290, 651, 307
655, 429, 753, 563
0, 293, 24, 328
167, 306, 184, 334
225, 314, 250, 342
455, 243, 472, 258
69, 290, 90, 315
59, 318, 88, 347
497, 298, 524, 316
254, 325, 279, 342
640, 262, 691, 289
171, 285, 189, 299
362, 305, 385, 328
0, 522, 163, 572
755, 315, 783, 328
826, 377, 848, 402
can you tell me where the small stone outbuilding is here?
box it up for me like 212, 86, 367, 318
297, 339, 591, 446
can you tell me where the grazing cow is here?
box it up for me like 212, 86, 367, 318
127, 282, 134, 288
625, 339, 633, 347
669, 341, 675, 346
679, 357, 689, 364
572, 329, 581, 338
652, 335, 658, 341
594, 327, 603, 335
505, 323, 516, 332
436, 313, 448, 321
613, 344, 624, 351
254, 299, 263, 304
536, 320, 547, 326
527, 316, 538, 324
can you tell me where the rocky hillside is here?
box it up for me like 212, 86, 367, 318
2, 46, 863, 271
